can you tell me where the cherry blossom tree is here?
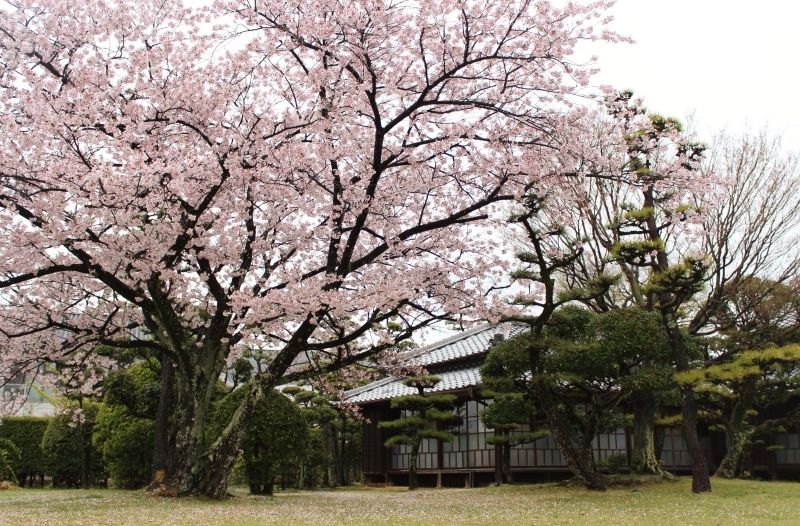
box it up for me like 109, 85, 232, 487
0, 0, 622, 496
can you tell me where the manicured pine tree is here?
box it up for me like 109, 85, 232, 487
379, 376, 458, 490
480, 394, 548, 484
677, 343, 800, 478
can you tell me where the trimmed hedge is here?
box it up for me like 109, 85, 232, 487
41, 405, 105, 488
93, 405, 154, 489
0, 417, 49, 486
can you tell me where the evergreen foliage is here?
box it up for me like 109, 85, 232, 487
103, 361, 161, 420
41, 404, 105, 488
678, 343, 800, 478
482, 306, 675, 487
0, 417, 49, 486
96, 361, 161, 488
93, 405, 155, 489
283, 387, 363, 488
208, 384, 310, 495
0, 437, 20, 483
480, 395, 548, 484
378, 376, 458, 490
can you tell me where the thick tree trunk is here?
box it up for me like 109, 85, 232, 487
535, 385, 605, 491
494, 444, 503, 485
715, 429, 747, 479
155, 321, 316, 498
679, 385, 711, 492
631, 395, 671, 477
152, 352, 177, 483
654, 425, 665, 460
163, 375, 263, 498
715, 397, 756, 479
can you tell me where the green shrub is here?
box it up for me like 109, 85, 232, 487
0, 437, 21, 483
599, 453, 628, 475
0, 417, 49, 486
208, 385, 310, 494
93, 405, 154, 489
41, 404, 105, 488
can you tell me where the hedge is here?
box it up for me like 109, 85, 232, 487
0, 416, 49, 486
41, 404, 105, 488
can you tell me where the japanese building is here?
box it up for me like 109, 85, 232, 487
344, 323, 800, 487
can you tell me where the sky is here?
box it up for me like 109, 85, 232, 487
586, 0, 800, 148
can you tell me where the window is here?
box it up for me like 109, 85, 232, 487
774, 433, 800, 465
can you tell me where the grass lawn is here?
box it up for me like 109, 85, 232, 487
0, 478, 798, 525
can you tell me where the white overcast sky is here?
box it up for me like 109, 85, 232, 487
587, 0, 800, 148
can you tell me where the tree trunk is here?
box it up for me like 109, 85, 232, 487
152, 352, 177, 483
79, 402, 89, 490
535, 384, 605, 491
679, 385, 711, 492
338, 421, 349, 486
408, 439, 420, 490
502, 442, 514, 484
662, 314, 712, 493
654, 425, 665, 460
631, 395, 670, 477
155, 322, 316, 498
164, 375, 263, 498
715, 429, 747, 479
494, 444, 503, 485
249, 482, 262, 495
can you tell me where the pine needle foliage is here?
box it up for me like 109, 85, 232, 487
378, 376, 458, 489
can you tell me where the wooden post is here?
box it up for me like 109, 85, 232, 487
436, 472, 442, 489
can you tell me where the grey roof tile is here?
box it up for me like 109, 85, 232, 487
343, 322, 526, 404
344, 364, 483, 404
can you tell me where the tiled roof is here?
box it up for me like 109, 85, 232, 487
343, 322, 526, 404
405, 322, 526, 366
344, 364, 482, 404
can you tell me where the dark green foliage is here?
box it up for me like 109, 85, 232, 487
0, 417, 49, 485
481, 396, 546, 446
98, 361, 160, 488
481, 395, 548, 484
378, 376, 458, 490
208, 384, 310, 495
229, 357, 254, 390
0, 437, 21, 483
284, 387, 362, 488
93, 405, 155, 489
41, 404, 105, 488
598, 453, 627, 475
103, 361, 161, 420
482, 306, 675, 487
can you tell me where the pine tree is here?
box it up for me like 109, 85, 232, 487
378, 376, 458, 490
677, 344, 800, 478
480, 394, 547, 484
